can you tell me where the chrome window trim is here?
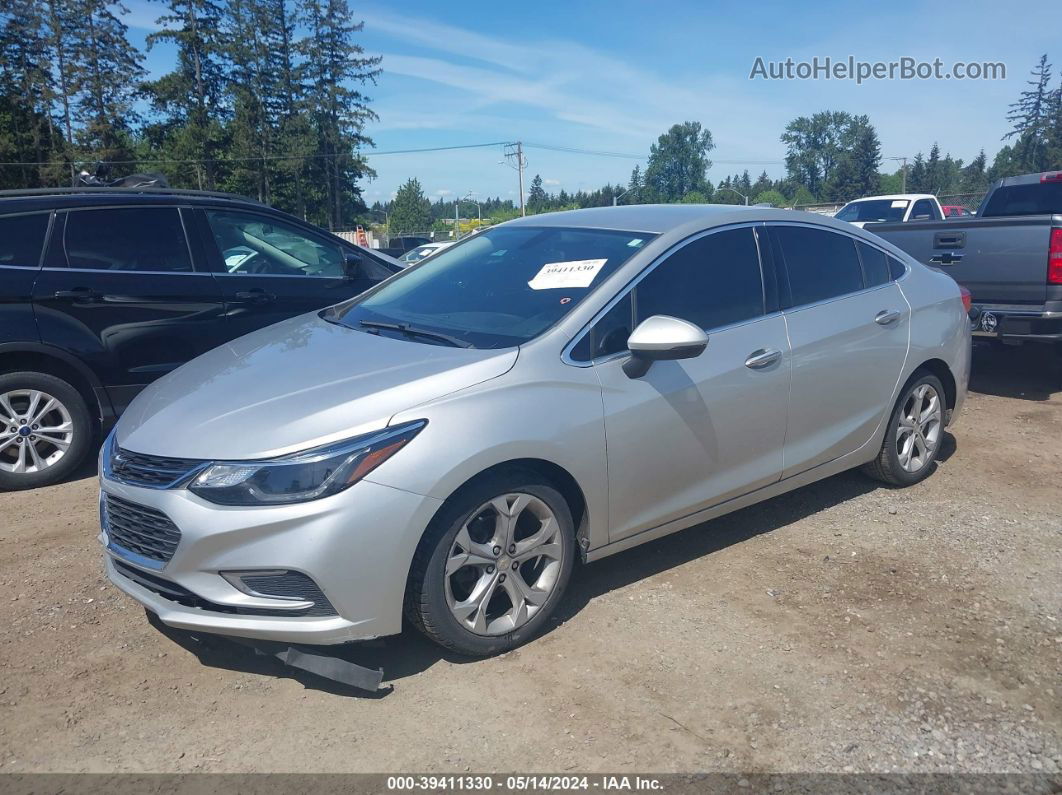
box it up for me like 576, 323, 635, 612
562, 221, 769, 367
211, 271, 345, 280
39, 266, 215, 277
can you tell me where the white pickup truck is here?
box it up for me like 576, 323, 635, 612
835, 193, 945, 228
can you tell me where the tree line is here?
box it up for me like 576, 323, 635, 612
380, 53, 1062, 231
0, 0, 379, 229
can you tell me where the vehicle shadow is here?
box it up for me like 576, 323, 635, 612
148, 442, 958, 698
969, 342, 1061, 401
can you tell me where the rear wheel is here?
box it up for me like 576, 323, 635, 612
863, 372, 946, 487
0, 372, 93, 491
406, 472, 575, 656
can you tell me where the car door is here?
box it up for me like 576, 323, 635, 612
31, 205, 227, 414
196, 207, 389, 338
574, 225, 792, 543
767, 224, 910, 478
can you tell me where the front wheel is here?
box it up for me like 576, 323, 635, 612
406, 473, 575, 656
863, 372, 946, 487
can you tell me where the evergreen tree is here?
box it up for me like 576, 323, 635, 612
142, 0, 227, 188
781, 110, 861, 197
527, 174, 547, 212
626, 165, 643, 203
297, 0, 381, 229
1005, 54, 1054, 172
389, 177, 430, 234
751, 170, 772, 196
68, 0, 145, 161
960, 150, 989, 193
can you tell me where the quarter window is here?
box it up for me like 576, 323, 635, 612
856, 241, 890, 287
64, 208, 192, 272
0, 213, 49, 268
206, 210, 346, 278
774, 226, 864, 307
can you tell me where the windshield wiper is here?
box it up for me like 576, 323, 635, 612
359, 320, 473, 348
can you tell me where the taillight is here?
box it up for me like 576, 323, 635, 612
1050, 228, 1062, 285
958, 285, 972, 313
1041, 172, 1062, 183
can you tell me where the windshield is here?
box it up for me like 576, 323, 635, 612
399, 245, 436, 263
331, 225, 654, 349
836, 199, 909, 223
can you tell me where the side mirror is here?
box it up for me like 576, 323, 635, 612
342, 250, 365, 280
622, 315, 708, 378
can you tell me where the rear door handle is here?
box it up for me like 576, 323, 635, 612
745, 348, 782, 369
53, 288, 102, 301
875, 310, 901, 325
234, 289, 276, 304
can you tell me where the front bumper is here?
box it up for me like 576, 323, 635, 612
100, 476, 442, 645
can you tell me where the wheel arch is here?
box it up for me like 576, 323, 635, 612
911, 357, 957, 417
0, 343, 112, 427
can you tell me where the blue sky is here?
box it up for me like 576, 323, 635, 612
123, 0, 1059, 204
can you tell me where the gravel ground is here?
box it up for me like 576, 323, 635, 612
0, 344, 1059, 774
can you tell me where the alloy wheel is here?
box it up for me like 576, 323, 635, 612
0, 389, 75, 475
444, 492, 565, 636
895, 383, 942, 473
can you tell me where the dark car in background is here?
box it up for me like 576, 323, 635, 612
0, 188, 400, 490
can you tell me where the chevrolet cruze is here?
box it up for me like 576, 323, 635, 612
99, 205, 970, 656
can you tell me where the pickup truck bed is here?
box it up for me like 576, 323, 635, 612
869, 172, 1062, 346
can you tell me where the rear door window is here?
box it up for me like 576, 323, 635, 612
63, 208, 193, 272
773, 225, 864, 307
0, 213, 50, 269
910, 199, 940, 221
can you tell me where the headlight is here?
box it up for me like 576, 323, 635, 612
188, 420, 426, 506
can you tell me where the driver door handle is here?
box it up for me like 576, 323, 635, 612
875, 309, 901, 325
745, 348, 782, 369
234, 289, 276, 304
54, 287, 102, 301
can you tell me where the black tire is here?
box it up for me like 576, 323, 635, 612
0, 371, 93, 491
405, 470, 575, 656
863, 371, 946, 487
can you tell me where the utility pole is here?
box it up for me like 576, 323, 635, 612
888, 156, 909, 193
504, 142, 527, 216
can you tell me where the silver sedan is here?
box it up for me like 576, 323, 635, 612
99, 205, 970, 656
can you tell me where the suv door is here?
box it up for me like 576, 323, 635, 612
196, 207, 392, 338
31, 205, 227, 413
767, 224, 910, 477
575, 225, 791, 543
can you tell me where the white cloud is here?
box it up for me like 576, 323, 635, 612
543, 178, 561, 186
435, 189, 452, 196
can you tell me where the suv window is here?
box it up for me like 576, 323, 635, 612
774, 226, 864, 307
0, 213, 49, 268
856, 241, 890, 287
636, 228, 764, 330
63, 207, 192, 272
206, 210, 345, 278
910, 199, 939, 220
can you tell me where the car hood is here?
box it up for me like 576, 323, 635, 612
116, 313, 518, 459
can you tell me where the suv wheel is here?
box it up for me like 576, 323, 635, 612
406, 472, 575, 656
0, 372, 93, 490
863, 372, 946, 487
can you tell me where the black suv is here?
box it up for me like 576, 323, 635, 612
0, 188, 400, 490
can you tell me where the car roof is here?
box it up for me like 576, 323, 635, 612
502, 203, 769, 234
0, 187, 270, 214
843, 194, 936, 203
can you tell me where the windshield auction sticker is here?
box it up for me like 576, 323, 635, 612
528, 259, 608, 290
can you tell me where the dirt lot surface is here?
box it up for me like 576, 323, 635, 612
1, 345, 1060, 774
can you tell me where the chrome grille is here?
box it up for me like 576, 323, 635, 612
110, 446, 204, 488
103, 495, 181, 566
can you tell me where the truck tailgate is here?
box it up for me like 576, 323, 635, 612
869, 216, 1055, 304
